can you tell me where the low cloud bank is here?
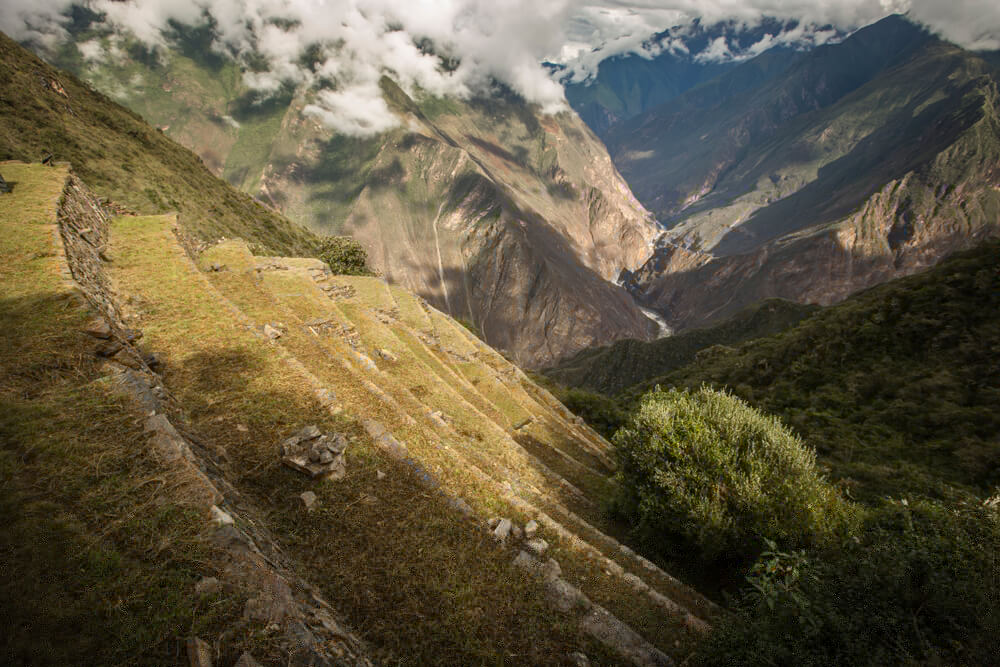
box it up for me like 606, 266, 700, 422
1, 1, 996, 135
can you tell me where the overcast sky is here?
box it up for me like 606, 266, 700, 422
2, 1, 998, 135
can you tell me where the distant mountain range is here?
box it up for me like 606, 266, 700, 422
561, 18, 830, 138
569, 15, 1000, 332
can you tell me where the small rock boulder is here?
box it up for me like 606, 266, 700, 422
194, 577, 221, 596
526, 538, 549, 556
524, 519, 539, 539
299, 490, 317, 511
493, 518, 513, 542
263, 324, 282, 340
280, 425, 348, 480
81, 318, 112, 339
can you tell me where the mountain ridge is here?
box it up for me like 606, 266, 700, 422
39, 25, 660, 367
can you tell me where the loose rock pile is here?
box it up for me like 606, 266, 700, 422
280, 425, 348, 480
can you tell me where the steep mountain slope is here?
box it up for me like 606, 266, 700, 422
0, 32, 317, 256
545, 298, 817, 395
41, 22, 659, 368
1, 161, 717, 664
611, 16, 1000, 330
607, 15, 934, 223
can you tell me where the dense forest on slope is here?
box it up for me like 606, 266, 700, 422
546, 299, 817, 395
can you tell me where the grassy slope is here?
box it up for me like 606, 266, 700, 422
633, 241, 1000, 504
0, 164, 246, 665
546, 298, 818, 394
0, 31, 318, 256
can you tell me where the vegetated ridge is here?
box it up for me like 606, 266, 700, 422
583, 241, 1000, 505
545, 298, 817, 395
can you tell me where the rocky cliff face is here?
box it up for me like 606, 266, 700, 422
616, 17, 1000, 330
633, 88, 1000, 329
50, 47, 658, 368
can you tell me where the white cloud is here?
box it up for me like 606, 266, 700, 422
0, 0, 997, 136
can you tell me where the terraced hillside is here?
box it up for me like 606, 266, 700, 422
1, 161, 716, 665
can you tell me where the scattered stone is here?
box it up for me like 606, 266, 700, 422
526, 538, 549, 556
236, 424, 248, 433
194, 577, 221, 596
510, 524, 524, 541
428, 410, 448, 427
487, 517, 501, 530
568, 652, 591, 667
450, 496, 475, 517
185, 637, 213, 667
234, 653, 263, 667
280, 425, 348, 479
95, 340, 123, 357
122, 328, 142, 342
493, 518, 513, 542
210, 505, 235, 527
512, 418, 533, 430
263, 324, 282, 340
209, 263, 226, 272
376, 348, 398, 362
299, 491, 317, 511
524, 519, 539, 539
81, 318, 112, 339
376, 470, 386, 480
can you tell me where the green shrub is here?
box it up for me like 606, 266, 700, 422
557, 387, 628, 439
699, 498, 1000, 665
612, 387, 856, 560
318, 235, 371, 275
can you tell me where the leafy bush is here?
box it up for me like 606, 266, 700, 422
318, 235, 371, 275
612, 387, 856, 560
699, 498, 1000, 665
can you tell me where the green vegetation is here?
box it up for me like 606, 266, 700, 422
0, 164, 245, 665
643, 240, 1000, 503
701, 499, 1000, 665
317, 235, 372, 275
612, 388, 856, 561
0, 31, 318, 256
557, 240, 1000, 664
546, 298, 816, 395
